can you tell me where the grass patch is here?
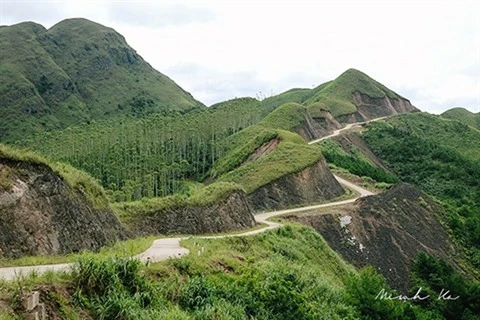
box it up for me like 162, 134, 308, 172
210, 125, 278, 178
0, 236, 156, 268
113, 181, 245, 221
219, 137, 322, 194
258, 102, 308, 132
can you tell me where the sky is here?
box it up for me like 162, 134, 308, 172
1, 0, 479, 114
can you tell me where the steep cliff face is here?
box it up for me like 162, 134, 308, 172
123, 191, 256, 236
337, 92, 418, 123
285, 184, 458, 292
294, 110, 342, 141
0, 158, 126, 259
247, 158, 344, 211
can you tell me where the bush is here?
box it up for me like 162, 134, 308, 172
72, 256, 160, 319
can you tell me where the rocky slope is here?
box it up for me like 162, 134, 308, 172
284, 184, 459, 292
119, 190, 256, 236
0, 149, 126, 258
247, 158, 345, 211
0, 18, 203, 142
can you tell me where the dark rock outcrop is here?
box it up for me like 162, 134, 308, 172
124, 191, 256, 236
338, 92, 418, 123
0, 159, 126, 259
294, 110, 342, 141
285, 184, 458, 292
247, 158, 345, 211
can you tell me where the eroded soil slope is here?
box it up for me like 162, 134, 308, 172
285, 184, 458, 291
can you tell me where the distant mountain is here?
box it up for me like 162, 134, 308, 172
262, 68, 418, 120
441, 107, 479, 129
0, 18, 203, 142
250, 69, 418, 140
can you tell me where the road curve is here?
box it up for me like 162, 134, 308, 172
0, 117, 384, 280
308, 116, 387, 145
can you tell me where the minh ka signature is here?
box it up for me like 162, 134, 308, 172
376, 287, 459, 301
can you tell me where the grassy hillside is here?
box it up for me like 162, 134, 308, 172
260, 69, 409, 119
0, 19, 203, 143
385, 112, 480, 162
305, 68, 402, 117
258, 103, 308, 131
0, 224, 450, 319
362, 114, 480, 268
210, 102, 325, 194
218, 129, 322, 193
441, 107, 480, 129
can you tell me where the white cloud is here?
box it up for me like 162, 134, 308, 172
1, 0, 479, 113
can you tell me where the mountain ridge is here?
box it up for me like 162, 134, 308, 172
0, 18, 203, 142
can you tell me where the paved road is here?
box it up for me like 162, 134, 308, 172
0, 117, 384, 280
308, 116, 387, 145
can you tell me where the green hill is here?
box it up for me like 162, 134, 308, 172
362, 113, 480, 270
441, 107, 480, 129
0, 18, 203, 142
261, 68, 416, 120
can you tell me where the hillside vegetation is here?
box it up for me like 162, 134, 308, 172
363, 113, 480, 269
0, 225, 451, 319
262, 69, 408, 118
441, 107, 480, 129
18, 102, 264, 201
0, 19, 203, 142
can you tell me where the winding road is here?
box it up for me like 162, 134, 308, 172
0, 118, 381, 281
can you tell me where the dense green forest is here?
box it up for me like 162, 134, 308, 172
362, 115, 480, 269
18, 98, 263, 201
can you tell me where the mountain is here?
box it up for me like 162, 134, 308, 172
263, 68, 417, 118
0, 18, 203, 142
257, 69, 418, 140
441, 107, 480, 129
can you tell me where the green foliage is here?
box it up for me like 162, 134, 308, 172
410, 253, 480, 320
345, 267, 440, 320
19, 101, 263, 201
319, 139, 398, 184
0, 19, 203, 143
218, 135, 322, 193
210, 126, 278, 178
363, 115, 480, 269
441, 107, 480, 129
385, 112, 480, 162
72, 256, 161, 320
113, 182, 244, 221
0, 236, 156, 268
258, 103, 308, 131
260, 69, 404, 119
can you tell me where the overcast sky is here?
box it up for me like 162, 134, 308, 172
1, 0, 479, 114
